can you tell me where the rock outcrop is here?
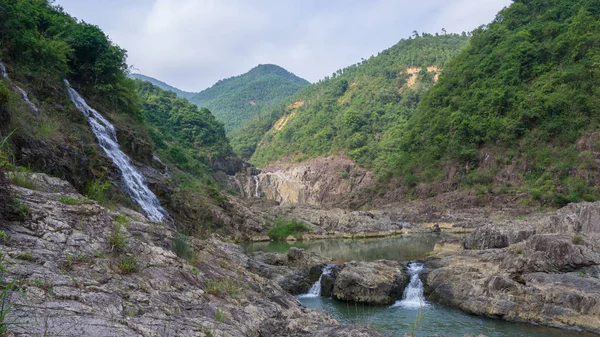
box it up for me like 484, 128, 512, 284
235, 156, 375, 208
0, 172, 381, 336
250, 247, 330, 294
326, 260, 409, 305
424, 202, 600, 334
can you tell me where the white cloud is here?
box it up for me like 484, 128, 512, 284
55, 0, 512, 91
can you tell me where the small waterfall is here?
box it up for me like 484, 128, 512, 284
392, 262, 429, 309
0, 61, 7, 78
297, 264, 334, 299
63, 80, 166, 222
0, 59, 39, 113
253, 175, 260, 198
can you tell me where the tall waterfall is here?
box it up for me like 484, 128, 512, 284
253, 175, 260, 198
0, 59, 39, 113
64, 80, 166, 222
392, 262, 429, 309
297, 264, 334, 298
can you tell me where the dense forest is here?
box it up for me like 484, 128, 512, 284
237, 34, 470, 167
130, 73, 195, 100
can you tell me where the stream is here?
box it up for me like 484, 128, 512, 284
245, 235, 596, 337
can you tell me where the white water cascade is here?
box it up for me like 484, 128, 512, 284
64, 79, 166, 222
253, 175, 260, 198
0, 59, 39, 113
392, 262, 429, 309
297, 264, 334, 299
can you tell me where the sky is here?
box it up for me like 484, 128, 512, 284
54, 0, 512, 92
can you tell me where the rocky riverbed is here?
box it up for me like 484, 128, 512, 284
423, 202, 600, 334
0, 173, 381, 337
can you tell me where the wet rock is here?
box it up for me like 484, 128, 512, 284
331, 260, 409, 305
250, 247, 330, 295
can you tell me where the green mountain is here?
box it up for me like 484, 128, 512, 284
242, 0, 600, 208
132, 65, 310, 134
129, 73, 194, 100
188, 64, 310, 134
236, 34, 470, 166
395, 0, 600, 206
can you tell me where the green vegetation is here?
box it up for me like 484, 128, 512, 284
109, 223, 128, 253
572, 235, 583, 245
173, 232, 195, 261
118, 254, 138, 274
204, 278, 243, 298
0, 272, 20, 334
8, 173, 38, 190
57, 196, 87, 205
235, 34, 470, 165
65, 251, 90, 267
133, 65, 309, 134
14, 251, 34, 262
267, 218, 312, 241
115, 214, 129, 225
215, 308, 224, 323
392, 0, 600, 206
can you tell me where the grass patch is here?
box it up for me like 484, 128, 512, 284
84, 179, 112, 206
118, 254, 138, 274
267, 218, 312, 241
204, 278, 243, 298
0, 272, 20, 334
572, 235, 583, 245
216, 308, 224, 323
8, 173, 38, 190
57, 196, 88, 205
14, 251, 35, 262
109, 223, 128, 253
115, 214, 129, 225
173, 232, 195, 261
65, 251, 89, 267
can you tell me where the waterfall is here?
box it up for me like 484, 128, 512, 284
253, 175, 260, 198
297, 264, 334, 299
0, 61, 7, 78
63, 79, 166, 222
0, 59, 39, 113
392, 262, 429, 309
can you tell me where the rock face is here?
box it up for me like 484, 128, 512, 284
235, 156, 375, 208
250, 247, 330, 294
0, 173, 381, 337
424, 202, 600, 334
328, 260, 409, 305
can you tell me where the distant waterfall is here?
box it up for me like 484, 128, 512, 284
253, 175, 260, 198
0, 59, 39, 113
297, 264, 334, 298
392, 262, 429, 309
64, 80, 166, 222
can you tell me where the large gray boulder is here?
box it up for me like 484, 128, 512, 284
330, 260, 408, 305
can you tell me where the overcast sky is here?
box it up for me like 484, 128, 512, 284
54, 0, 512, 92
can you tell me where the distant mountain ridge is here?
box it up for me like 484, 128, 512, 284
131, 64, 310, 134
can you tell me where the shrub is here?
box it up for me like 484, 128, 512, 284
266, 218, 312, 241
115, 214, 129, 225
0, 272, 19, 334
572, 235, 583, 245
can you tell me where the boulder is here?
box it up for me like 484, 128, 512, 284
331, 260, 408, 305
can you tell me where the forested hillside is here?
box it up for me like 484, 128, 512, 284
394, 0, 600, 206
130, 73, 194, 100
188, 64, 310, 133
236, 34, 470, 167
0, 0, 242, 229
